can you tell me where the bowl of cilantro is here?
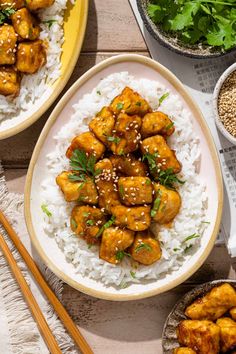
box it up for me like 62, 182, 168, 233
137, 0, 236, 58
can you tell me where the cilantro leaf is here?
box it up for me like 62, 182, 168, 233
41, 204, 52, 217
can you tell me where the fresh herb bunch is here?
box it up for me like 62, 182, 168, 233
69, 149, 101, 182
0, 7, 15, 25
148, 0, 236, 50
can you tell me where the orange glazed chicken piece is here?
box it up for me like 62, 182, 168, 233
25, 0, 54, 11
129, 230, 162, 265
0, 0, 24, 9
118, 176, 153, 206
141, 111, 175, 138
0, 25, 17, 65
110, 86, 151, 116
185, 283, 236, 321
66, 132, 105, 160
16, 39, 46, 74
177, 320, 220, 354
99, 227, 134, 264
173, 348, 197, 354
89, 106, 115, 145
112, 205, 151, 231
110, 154, 147, 177
0, 66, 20, 96
216, 317, 236, 353
11, 8, 40, 40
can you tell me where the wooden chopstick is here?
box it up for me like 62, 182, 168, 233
0, 232, 62, 354
0, 211, 94, 354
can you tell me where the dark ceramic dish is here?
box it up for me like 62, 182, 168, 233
137, 0, 235, 59
162, 279, 236, 353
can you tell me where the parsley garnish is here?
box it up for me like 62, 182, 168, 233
142, 152, 159, 175
96, 216, 116, 238
130, 270, 136, 278
147, 0, 236, 51
183, 233, 200, 243
68, 173, 86, 182
159, 92, 169, 105
135, 242, 152, 253
166, 122, 174, 131
69, 149, 101, 180
151, 189, 162, 217
41, 204, 52, 217
71, 218, 78, 229
157, 168, 185, 190
116, 250, 131, 261
184, 244, 193, 253
107, 136, 121, 144
0, 7, 15, 25
116, 102, 123, 110
86, 219, 94, 226
42, 19, 57, 29
145, 178, 151, 185
96, 90, 101, 95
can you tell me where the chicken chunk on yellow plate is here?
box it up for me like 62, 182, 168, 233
95, 158, 120, 213
177, 320, 220, 354
185, 283, 236, 321
173, 348, 196, 354
110, 155, 147, 177
16, 39, 46, 73
216, 317, 236, 352
110, 113, 142, 155
141, 135, 181, 174
89, 106, 115, 145
118, 176, 153, 206
0, 66, 20, 96
112, 205, 151, 231
129, 230, 161, 265
0, 24, 17, 65
70, 205, 106, 245
99, 227, 134, 264
66, 132, 105, 160
110, 86, 151, 116
151, 183, 181, 224
230, 307, 236, 320
56, 171, 98, 204
25, 0, 54, 11
141, 111, 175, 138
12, 8, 40, 40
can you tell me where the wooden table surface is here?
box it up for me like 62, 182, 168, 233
0, 1, 236, 353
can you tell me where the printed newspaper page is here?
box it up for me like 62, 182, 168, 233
129, 0, 236, 253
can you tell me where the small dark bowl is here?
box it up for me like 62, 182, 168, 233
137, 0, 234, 59
162, 279, 236, 353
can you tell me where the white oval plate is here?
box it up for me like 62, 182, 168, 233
25, 54, 223, 301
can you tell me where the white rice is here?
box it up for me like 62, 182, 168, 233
41, 72, 207, 287
0, 0, 67, 129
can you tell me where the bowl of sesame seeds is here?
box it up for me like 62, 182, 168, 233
213, 63, 236, 145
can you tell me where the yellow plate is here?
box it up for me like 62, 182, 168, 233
0, 0, 89, 140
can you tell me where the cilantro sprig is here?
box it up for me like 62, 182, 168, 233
69, 149, 101, 182
0, 7, 15, 25
116, 250, 131, 261
135, 242, 152, 253
148, 0, 236, 51
96, 216, 116, 238
151, 189, 162, 217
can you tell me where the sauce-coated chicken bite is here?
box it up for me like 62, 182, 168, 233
185, 283, 236, 321
152, 183, 181, 224
0, 66, 20, 96
110, 155, 147, 177
56, 171, 98, 204
0, 25, 17, 65
129, 230, 161, 265
16, 39, 46, 73
99, 227, 134, 264
89, 106, 115, 145
230, 307, 236, 320
141, 135, 181, 174
177, 320, 220, 354
0, 0, 24, 9
110, 86, 151, 116
12, 8, 40, 40
118, 177, 153, 206
71, 205, 106, 245
141, 111, 175, 138
110, 113, 142, 155
66, 132, 105, 160
216, 317, 236, 353
95, 158, 120, 213
112, 205, 151, 231
25, 0, 54, 11
173, 348, 197, 354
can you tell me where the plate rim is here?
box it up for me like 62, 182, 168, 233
0, 0, 89, 140
24, 53, 224, 301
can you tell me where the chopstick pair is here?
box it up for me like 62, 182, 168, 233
0, 210, 93, 354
